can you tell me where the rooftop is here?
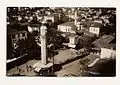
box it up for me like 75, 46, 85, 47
44, 14, 57, 17
78, 35, 92, 42
58, 21, 77, 31
93, 35, 116, 50
69, 33, 78, 37
59, 21, 75, 26
77, 29, 96, 38
90, 22, 103, 28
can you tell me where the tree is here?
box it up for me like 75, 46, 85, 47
14, 33, 40, 58
75, 35, 93, 50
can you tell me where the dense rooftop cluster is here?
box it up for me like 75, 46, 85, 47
7, 7, 116, 77
7, 7, 116, 26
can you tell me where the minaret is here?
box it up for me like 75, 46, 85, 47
40, 22, 47, 65
75, 11, 81, 30
74, 11, 77, 26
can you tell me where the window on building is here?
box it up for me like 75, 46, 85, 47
68, 27, 69, 32
66, 27, 68, 32
22, 33, 25, 36
67, 27, 68, 32
13, 39, 17, 43
67, 27, 70, 32
96, 29, 98, 32
91, 28, 93, 32
90, 28, 92, 31
95, 29, 97, 32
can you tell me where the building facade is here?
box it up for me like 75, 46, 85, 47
58, 21, 77, 34
68, 35, 78, 48
44, 14, 59, 23
89, 26, 100, 36
10, 31, 27, 49
89, 22, 103, 37
101, 48, 116, 59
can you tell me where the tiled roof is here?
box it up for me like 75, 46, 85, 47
93, 35, 116, 49
90, 22, 103, 28
59, 21, 75, 26
80, 21, 103, 28
69, 33, 78, 37
102, 35, 115, 44
59, 21, 77, 31
77, 29, 96, 38
94, 35, 115, 44
78, 35, 92, 42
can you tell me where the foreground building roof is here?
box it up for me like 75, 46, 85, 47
93, 35, 116, 50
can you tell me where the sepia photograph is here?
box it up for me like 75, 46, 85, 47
6, 7, 116, 77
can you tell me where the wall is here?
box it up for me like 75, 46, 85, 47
11, 32, 27, 48
89, 27, 100, 36
101, 48, 116, 59
69, 36, 75, 44
44, 16, 54, 23
58, 25, 71, 33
